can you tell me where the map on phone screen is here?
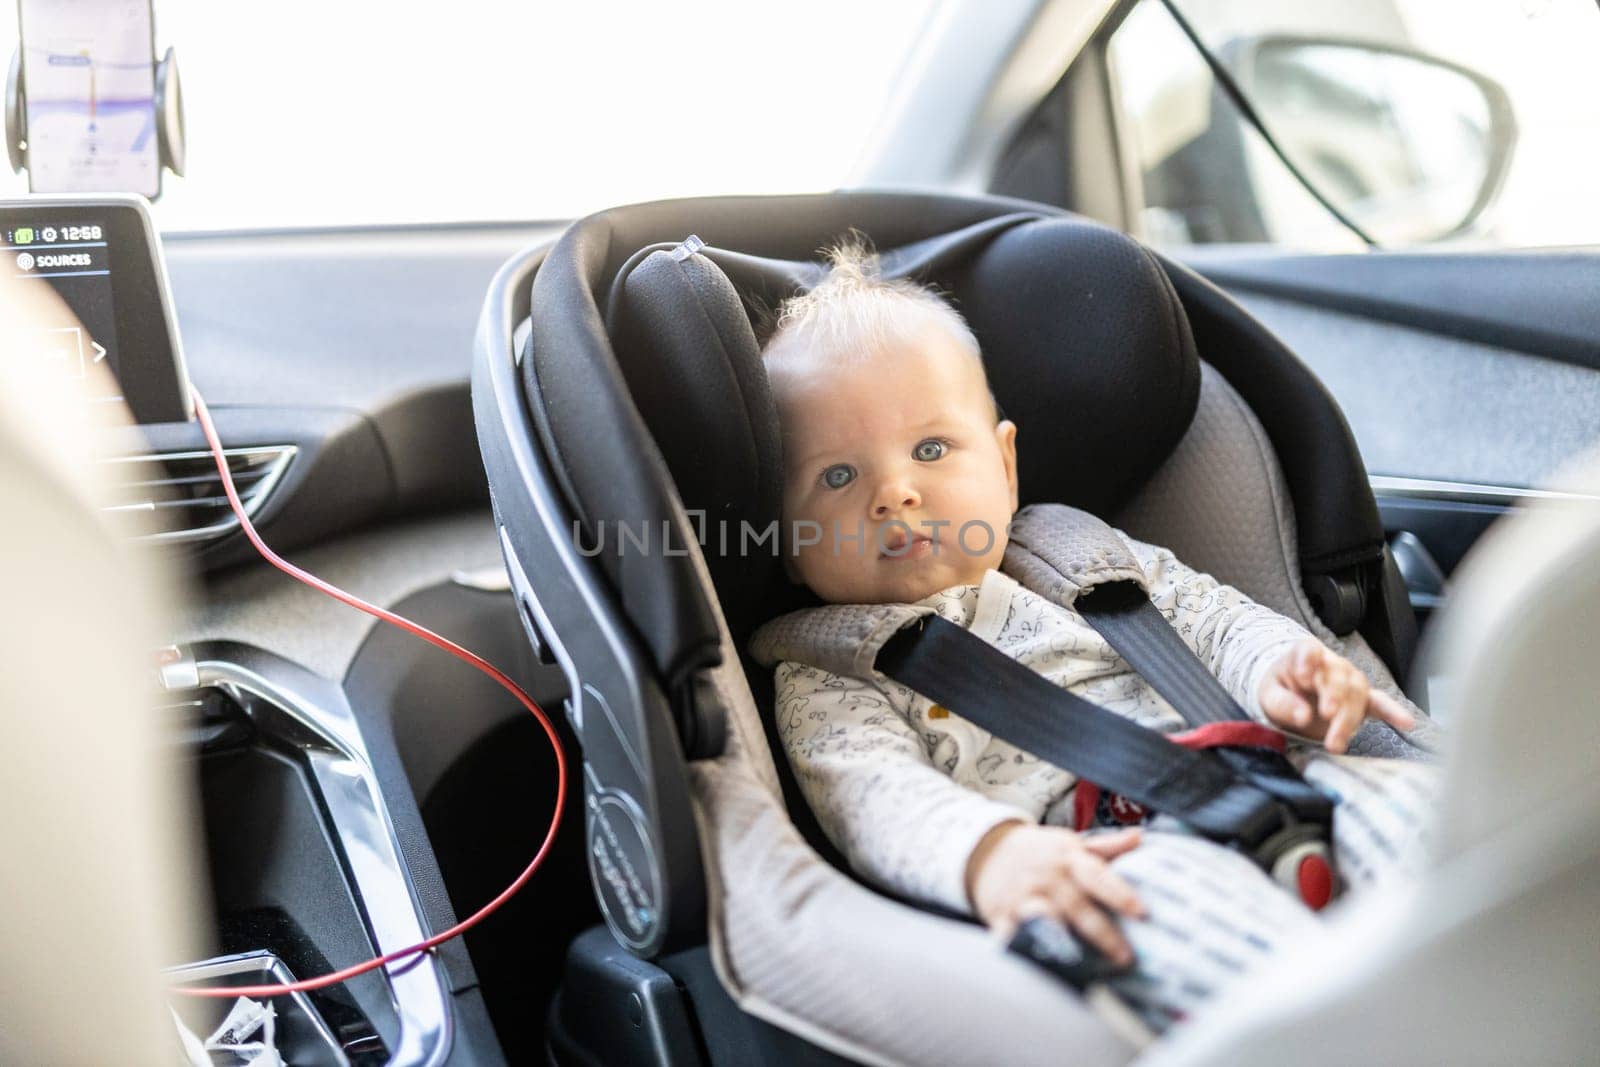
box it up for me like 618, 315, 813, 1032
19, 0, 160, 198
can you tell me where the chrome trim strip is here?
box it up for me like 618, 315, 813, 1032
1369, 474, 1600, 507
191, 646, 452, 1067
105, 445, 297, 545
584, 682, 646, 783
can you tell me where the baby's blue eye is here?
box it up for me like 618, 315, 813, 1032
913, 438, 947, 462
821, 464, 856, 489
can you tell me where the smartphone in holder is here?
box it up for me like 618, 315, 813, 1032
17, 0, 160, 198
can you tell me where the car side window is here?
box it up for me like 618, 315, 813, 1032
1107, 0, 1600, 251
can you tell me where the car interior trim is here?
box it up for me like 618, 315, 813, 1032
1370, 475, 1600, 506
1221, 291, 1600, 492
1183, 248, 1600, 374
191, 645, 455, 1067
104, 445, 297, 545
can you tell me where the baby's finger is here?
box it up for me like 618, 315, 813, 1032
1080, 827, 1143, 860
1289, 640, 1323, 689
1367, 688, 1417, 732
993, 893, 1052, 943
1068, 851, 1146, 919
1261, 683, 1314, 731
1314, 659, 1350, 724
1053, 884, 1133, 966
1323, 679, 1367, 754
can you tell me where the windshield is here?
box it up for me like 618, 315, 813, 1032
0, 1, 938, 232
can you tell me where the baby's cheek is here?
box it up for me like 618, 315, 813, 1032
796, 547, 869, 603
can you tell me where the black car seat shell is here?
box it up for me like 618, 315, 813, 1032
472, 191, 1430, 1065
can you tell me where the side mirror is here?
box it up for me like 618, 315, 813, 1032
1228, 36, 1517, 245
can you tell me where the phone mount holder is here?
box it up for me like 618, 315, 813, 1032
4, 46, 186, 197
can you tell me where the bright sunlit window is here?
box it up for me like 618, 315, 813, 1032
0, 1, 939, 231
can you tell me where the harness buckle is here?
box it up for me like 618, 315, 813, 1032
1252, 813, 1338, 910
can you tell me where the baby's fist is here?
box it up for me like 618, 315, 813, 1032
1258, 638, 1416, 753
966, 822, 1145, 965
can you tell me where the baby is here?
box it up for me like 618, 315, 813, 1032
756, 243, 1436, 1030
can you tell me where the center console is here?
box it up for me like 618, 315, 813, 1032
160, 564, 584, 1066
162, 644, 455, 1064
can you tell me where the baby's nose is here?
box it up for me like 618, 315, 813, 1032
871, 479, 922, 517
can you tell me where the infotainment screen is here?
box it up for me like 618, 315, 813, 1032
0, 195, 190, 423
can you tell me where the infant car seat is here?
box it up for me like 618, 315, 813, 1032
472, 192, 1433, 1066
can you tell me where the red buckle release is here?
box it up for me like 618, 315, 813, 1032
1296, 854, 1334, 911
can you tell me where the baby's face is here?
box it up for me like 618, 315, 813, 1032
772, 323, 1019, 604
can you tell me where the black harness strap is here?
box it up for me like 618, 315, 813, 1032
876, 616, 1288, 848
1073, 581, 1243, 725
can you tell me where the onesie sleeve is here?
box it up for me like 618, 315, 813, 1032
774, 659, 1034, 915
1120, 535, 1314, 727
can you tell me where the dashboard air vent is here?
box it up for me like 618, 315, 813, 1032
102, 446, 296, 545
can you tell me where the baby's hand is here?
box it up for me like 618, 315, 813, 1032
1258, 638, 1416, 753
965, 822, 1145, 965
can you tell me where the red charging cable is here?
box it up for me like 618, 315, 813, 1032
170, 389, 568, 998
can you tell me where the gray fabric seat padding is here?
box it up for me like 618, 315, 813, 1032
1114, 363, 1440, 758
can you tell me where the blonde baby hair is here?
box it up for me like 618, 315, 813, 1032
762, 236, 999, 419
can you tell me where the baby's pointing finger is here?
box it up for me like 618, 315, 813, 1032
1368, 688, 1417, 731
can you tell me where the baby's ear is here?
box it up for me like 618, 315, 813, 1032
996, 419, 1020, 510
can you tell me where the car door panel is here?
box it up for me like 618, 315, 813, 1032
1182, 250, 1600, 629
1218, 288, 1600, 488
1181, 251, 1600, 373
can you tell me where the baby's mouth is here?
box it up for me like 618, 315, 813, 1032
879, 531, 935, 560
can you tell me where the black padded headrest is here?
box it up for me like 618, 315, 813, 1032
522, 192, 1381, 687
954, 218, 1201, 511
605, 242, 785, 641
